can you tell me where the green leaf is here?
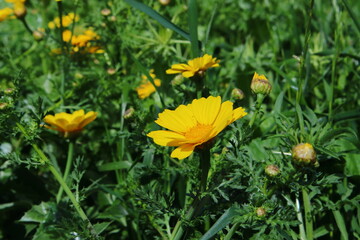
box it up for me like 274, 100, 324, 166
188, 0, 200, 57
19, 202, 49, 223
333, 209, 349, 240
273, 91, 285, 113
94, 221, 112, 235
124, 0, 190, 40
97, 161, 132, 172
200, 206, 237, 240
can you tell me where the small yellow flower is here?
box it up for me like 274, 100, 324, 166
166, 54, 220, 78
136, 70, 161, 99
0, 7, 13, 22
48, 12, 79, 29
43, 109, 97, 138
147, 96, 247, 159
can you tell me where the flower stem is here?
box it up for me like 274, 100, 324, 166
296, 196, 306, 240
302, 187, 313, 240
199, 148, 211, 193
16, 123, 97, 238
56, 141, 75, 203
19, 18, 33, 35
224, 222, 240, 240
249, 93, 265, 128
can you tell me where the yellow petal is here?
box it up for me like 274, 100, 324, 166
147, 130, 186, 146
182, 71, 195, 78
210, 101, 233, 137
79, 111, 97, 129
231, 107, 247, 124
190, 96, 221, 125
170, 144, 196, 160
155, 105, 197, 133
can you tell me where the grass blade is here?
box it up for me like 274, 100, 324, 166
333, 209, 349, 240
124, 0, 190, 40
200, 206, 237, 240
188, 0, 200, 57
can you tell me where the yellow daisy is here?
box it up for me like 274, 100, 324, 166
43, 109, 97, 138
166, 54, 220, 78
147, 96, 247, 159
136, 70, 161, 99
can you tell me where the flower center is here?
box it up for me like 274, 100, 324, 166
185, 124, 213, 143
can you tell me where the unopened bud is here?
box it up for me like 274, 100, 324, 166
4, 88, 15, 95
250, 72, 272, 95
256, 207, 266, 217
159, 0, 171, 5
265, 164, 280, 177
101, 8, 111, 16
123, 107, 135, 119
231, 88, 245, 100
33, 30, 45, 41
171, 74, 184, 86
0, 103, 8, 110
107, 68, 116, 75
292, 143, 319, 167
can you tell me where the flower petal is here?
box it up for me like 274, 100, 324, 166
231, 107, 247, 124
79, 111, 97, 129
147, 130, 186, 146
190, 96, 221, 125
155, 105, 197, 133
170, 144, 196, 160
210, 101, 233, 137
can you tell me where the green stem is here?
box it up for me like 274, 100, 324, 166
16, 123, 97, 238
20, 17, 33, 35
56, 141, 75, 203
199, 148, 211, 193
302, 187, 313, 240
249, 93, 265, 128
224, 222, 240, 240
171, 198, 200, 240
296, 196, 307, 240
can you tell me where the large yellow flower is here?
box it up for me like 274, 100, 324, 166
43, 110, 97, 138
136, 70, 161, 99
147, 96, 247, 159
48, 12, 79, 29
166, 54, 220, 78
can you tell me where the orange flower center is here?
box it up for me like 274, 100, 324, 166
185, 124, 213, 142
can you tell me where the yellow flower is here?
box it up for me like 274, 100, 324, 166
166, 54, 220, 78
43, 110, 97, 138
147, 96, 247, 159
56, 29, 103, 54
0, 7, 13, 22
48, 12, 79, 29
136, 70, 161, 99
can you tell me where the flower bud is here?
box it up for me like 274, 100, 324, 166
231, 88, 245, 100
33, 30, 45, 41
170, 74, 184, 86
250, 72, 272, 95
4, 88, 15, 95
0, 103, 8, 110
101, 8, 111, 16
107, 68, 116, 75
123, 107, 135, 119
265, 164, 280, 177
159, 0, 171, 5
292, 143, 319, 167
256, 207, 266, 217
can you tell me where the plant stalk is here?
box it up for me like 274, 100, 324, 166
302, 187, 313, 240
249, 93, 265, 128
56, 141, 75, 203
